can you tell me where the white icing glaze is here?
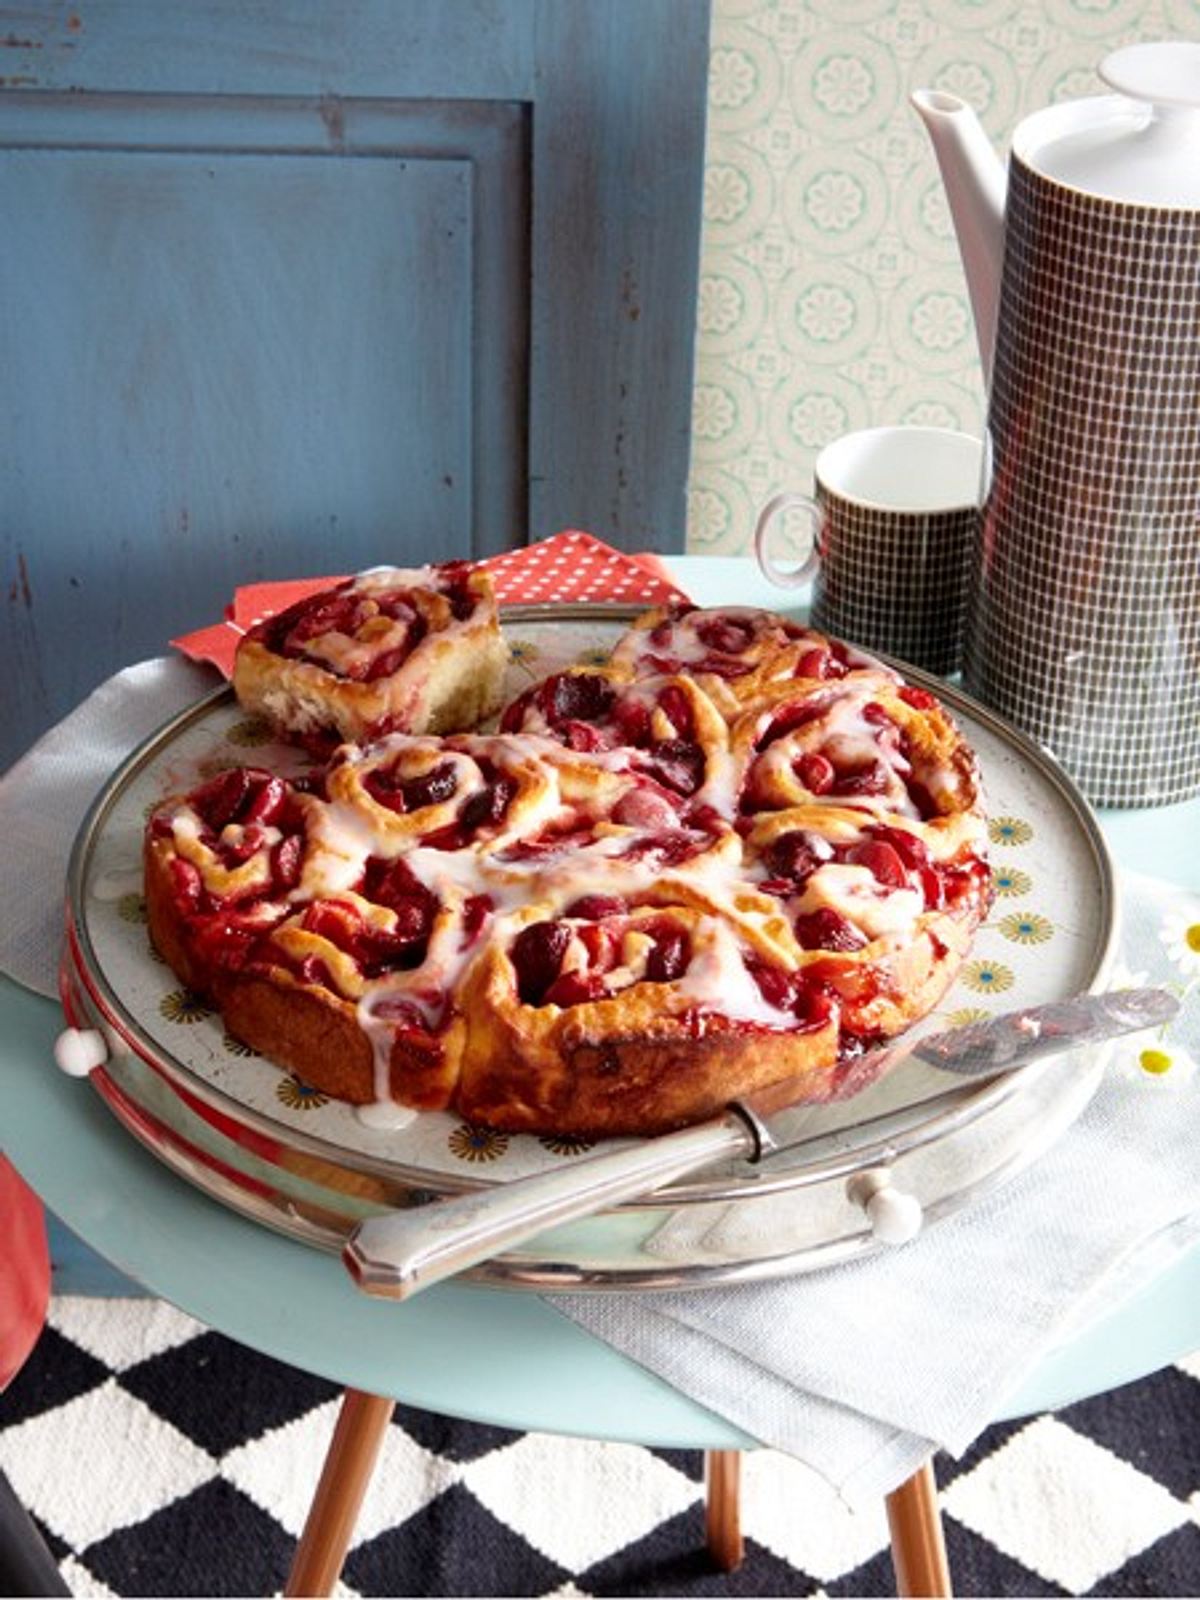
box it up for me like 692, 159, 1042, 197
354, 1099, 419, 1131
169, 811, 280, 898
794, 863, 925, 941
301, 609, 415, 677
755, 684, 918, 817
674, 916, 792, 1027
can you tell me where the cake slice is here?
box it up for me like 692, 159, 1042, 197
232, 562, 507, 748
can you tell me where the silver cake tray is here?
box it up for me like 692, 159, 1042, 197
60, 604, 1119, 1289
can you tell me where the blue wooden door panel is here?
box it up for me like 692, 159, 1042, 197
2, 147, 470, 731
0, 92, 533, 762
0, 1, 537, 100
529, 3, 713, 546
0, 1, 710, 769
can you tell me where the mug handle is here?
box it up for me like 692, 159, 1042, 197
754, 492, 821, 589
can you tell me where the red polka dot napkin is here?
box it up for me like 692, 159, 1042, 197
483, 530, 686, 607
170, 531, 690, 680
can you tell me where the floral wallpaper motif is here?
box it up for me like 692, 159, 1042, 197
685, 0, 1200, 554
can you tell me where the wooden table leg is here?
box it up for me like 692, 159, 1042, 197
284, 1388, 396, 1598
704, 1448, 744, 1571
885, 1459, 951, 1598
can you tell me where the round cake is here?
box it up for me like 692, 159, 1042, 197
145, 595, 993, 1136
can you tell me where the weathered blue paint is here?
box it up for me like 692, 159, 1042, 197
0, 2, 710, 768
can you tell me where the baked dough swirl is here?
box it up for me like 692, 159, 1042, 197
146, 600, 992, 1136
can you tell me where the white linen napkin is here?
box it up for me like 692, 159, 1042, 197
553, 942, 1200, 1501
2, 662, 1198, 1504
0, 658, 216, 999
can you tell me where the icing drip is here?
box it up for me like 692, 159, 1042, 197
675, 917, 793, 1027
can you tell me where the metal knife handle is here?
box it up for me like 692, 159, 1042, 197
343, 1111, 754, 1300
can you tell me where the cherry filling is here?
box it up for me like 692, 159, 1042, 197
460, 893, 495, 949
253, 584, 354, 653
638, 740, 705, 796
694, 615, 756, 656
500, 670, 616, 736
744, 695, 947, 816
610, 689, 706, 797
645, 924, 689, 981
160, 849, 281, 970
565, 893, 627, 920
152, 770, 309, 909
289, 898, 428, 980
359, 858, 438, 956
793, 908, 869, 953
188, 906, 284, 974
510, 914, 693, 1008
439, 564, 478, 622
495, 821, 598, 863
510, 921, 572, 1004
187, 768, 291, 832
746, 959, 838, 1030
619, 829, 709, 868
457, 772, 518, 833
364, 759, 459, 815
254, 584, 431, 680
367, 994, 451, 1063
754, 697, 828, 753
792, 644, 850, 681
752, 820, 988, 948
420, 768, 519, 850
762, 830, 829, 885
643, 611, 814, 678
363, 752, 517, 847
898, 684, 937, 710
610, 784, 681, 830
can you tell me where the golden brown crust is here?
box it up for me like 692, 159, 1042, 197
216, 973, 374, 1101
144, 833, 208, 994
458, 1011, 838, 1136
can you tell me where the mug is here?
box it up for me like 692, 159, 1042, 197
754, 425, 984, 676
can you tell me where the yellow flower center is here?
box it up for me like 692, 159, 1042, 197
1139, 1048, 1173, 1076
1186, 922, 1200, 954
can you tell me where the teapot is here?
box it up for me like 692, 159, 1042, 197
913, 42, 1200, 808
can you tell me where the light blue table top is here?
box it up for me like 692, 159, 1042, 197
3, 555, 1198, 1450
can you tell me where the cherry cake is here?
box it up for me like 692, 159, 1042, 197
146, 599, 992, 1137
232, 562, 507, 748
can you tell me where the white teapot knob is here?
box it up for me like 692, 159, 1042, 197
848, 1169, 924, 1246
54, 1027, 108, 1078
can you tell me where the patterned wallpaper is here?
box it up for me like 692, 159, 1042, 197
685, 0, 1200, 554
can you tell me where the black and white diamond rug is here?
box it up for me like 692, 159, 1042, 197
2, 1295, 1199, 1597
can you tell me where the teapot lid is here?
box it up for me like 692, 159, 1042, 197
1017, 41, 1200, 208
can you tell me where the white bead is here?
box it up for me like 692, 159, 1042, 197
866, 1186, 924, 1245
54, 1027, 108, 1077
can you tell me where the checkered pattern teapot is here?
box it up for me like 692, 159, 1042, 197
914, 42, 1200, 808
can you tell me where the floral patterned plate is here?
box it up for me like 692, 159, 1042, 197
61, 606, 1120, 1286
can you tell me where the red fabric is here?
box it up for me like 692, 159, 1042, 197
0, 1156, 50, 1389
170, 531, 690, 679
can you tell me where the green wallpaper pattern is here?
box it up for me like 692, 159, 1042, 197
685, 0, 1200, 554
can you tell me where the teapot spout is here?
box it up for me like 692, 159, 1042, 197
911, 89, 1007, 384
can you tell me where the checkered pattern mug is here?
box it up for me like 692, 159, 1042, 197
755, 426, 983, 676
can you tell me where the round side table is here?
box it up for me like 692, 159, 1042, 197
4, 556, 1198, 1596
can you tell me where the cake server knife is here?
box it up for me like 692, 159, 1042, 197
342, 986, 1177, 1300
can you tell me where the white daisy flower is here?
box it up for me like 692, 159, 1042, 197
1112, 1041, 1197, 1089
1160, 910, 1200, 976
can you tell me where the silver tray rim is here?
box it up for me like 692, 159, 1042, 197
64, 601, 1120, 1210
